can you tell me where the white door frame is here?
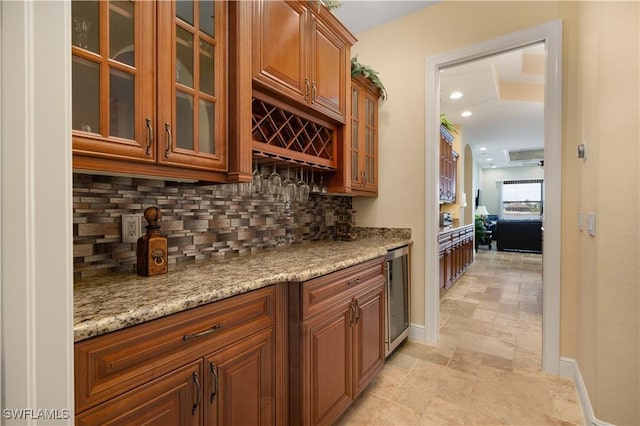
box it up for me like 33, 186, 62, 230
424, 20, 563, 374
1, 1, 75, 421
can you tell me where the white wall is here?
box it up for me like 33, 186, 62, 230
480, 165, 544, 216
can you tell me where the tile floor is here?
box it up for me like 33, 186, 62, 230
337, 246, 584, 425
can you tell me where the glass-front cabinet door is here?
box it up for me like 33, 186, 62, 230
72, 0, 155, 162
157, 0, 227, 172
350, 76, 378, 194
72, 0, 228, 176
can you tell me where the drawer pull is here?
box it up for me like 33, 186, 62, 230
209, 362, 219, 403
183, 323, 222, 341
192, 371, 201, 415
354, 300, 361, 324
348, 277, 362, 286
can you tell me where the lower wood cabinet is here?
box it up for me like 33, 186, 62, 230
288, 258, 386, 425
439, 225, 474, 294
75, 284, 286, 425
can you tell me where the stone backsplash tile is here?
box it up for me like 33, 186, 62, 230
73, 173, 351, 280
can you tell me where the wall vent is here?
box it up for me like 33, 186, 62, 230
508, 148, 544, 162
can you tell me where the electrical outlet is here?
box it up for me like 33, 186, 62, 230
122, 214, 142, 243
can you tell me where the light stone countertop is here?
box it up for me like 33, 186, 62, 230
74, 229, 411, 342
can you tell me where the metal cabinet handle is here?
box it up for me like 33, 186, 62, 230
349, 300, 356, 327
192, 371, 201, 415
348, 277, 362, 286
354, 300, 360, 324
311, 81, 317, 102
209, 362, 219, 403
304, 78, 310, 101
182, 323, 222, 341
164, 123, 173, 158
145, 118, 153, 155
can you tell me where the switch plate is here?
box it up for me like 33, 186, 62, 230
577, 143, 587, 159
122, 214, 142, 243
578, 211, 583, 231
587, 213, 596, 236
325, 211, 335, 227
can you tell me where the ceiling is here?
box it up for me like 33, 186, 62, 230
333, 1, 546, 169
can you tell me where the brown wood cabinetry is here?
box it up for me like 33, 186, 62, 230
75, 285, 286, 425
439, 126, 458, 203
72, 0, 228, 182
289, 258, 386, 425
251, 0, 355, 124
348, 74, 380, 195
439, 225, 474, 294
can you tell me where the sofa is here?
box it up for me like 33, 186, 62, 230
495, 220, 543, 253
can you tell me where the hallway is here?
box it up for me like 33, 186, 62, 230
337, 249, 584, 425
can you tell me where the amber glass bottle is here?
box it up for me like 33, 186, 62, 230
136, 207, 168, 276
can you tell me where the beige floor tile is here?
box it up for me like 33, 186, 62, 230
339, 250, 584, 426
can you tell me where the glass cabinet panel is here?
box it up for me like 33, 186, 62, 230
72, 0, 148, 148
199, 99, 215, 154
365, 97, 376, 184
72, 0, 100, 53
176, 92, 194, 150
199, 1, 215, 37
173, 1, 219, 156
109, 1, 134, 67
109, 69, 135, 139
72, 57, 100, 133
176, 0, 194, 25
176, 26, 194, 88
351, 87, 359, 181
199, 40, 215, 96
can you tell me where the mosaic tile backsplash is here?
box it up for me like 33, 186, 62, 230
73, 173, 351, 279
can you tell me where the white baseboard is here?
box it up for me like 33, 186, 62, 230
559, 357, 614, 426
408, 323, 425, 343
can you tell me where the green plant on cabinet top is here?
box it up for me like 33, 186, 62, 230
351, 56, 387, 100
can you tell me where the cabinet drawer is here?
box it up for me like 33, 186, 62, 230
75, 286, 276, 413
301, 257, 384, 320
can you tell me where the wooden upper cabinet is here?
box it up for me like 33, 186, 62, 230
72, 0, 229, 182
157, 1, 228, 172
252, 0, 355, 124
439, 126, 457, 203
350, 75, 380, 195
328, 74, 380, 196
71, 0, 155, 162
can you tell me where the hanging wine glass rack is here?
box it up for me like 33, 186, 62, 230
251, 94, 337, 171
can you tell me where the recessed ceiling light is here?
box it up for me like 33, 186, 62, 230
449, 91, 463, 100
479, 147, 487, 151
461, 111, 472, 118
487, 158, 493, 161
491, 165, 497, 168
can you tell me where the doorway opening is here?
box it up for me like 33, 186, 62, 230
424, 20, 562, 374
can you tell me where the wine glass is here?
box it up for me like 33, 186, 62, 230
310, 169, 320, 193
320, 172, 327, 193
268, 164, 281, 199
251, 159, 262, 194
281, 166, 297, 202
297, 168, 310, 203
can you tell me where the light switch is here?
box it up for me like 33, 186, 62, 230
578, 211, 583, 231
587, 213, 596, 236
